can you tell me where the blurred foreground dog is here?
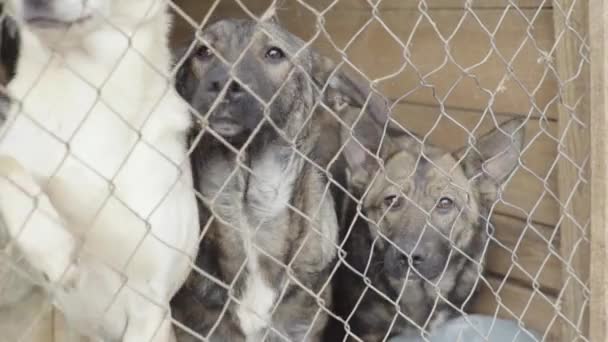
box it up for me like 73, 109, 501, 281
0, 1, 199, 341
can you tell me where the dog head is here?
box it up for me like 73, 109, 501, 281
5, 0, 165, 45
175, 11, 390, 147
344, 119, 524, 282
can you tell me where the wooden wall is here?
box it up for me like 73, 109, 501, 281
170, 0, 589, 340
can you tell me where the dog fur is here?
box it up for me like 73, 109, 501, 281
170, 13, 390, 342
0, 1, 199, 341
332, 118, 524, 340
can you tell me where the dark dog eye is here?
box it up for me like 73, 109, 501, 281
195, 45, 213, 60
265, 47, 285, 60
437, 197, 454, 210
384, 195, 403, 210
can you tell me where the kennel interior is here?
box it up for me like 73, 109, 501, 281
0, 0, 601, 341
168, 1, 594, 340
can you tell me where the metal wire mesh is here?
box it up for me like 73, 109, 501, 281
0, 0, 590, 341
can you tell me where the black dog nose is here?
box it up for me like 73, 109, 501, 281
398, 253, 424, 267
228, 81, 241, 93
208, 80, 242, 96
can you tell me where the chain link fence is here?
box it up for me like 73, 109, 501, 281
0, 0, 591, 341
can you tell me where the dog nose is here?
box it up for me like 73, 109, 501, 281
228, 81, 242, 94
398, 253, 424, 268
208, 79, 243, 97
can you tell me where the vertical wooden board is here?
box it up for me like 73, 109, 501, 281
588, 0, 608, 340
552, 0, 591, 340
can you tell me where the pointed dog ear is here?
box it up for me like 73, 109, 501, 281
457, 118, 525, 188
311, 54, 390, 129
173, 44, 197, 102
311, 54, 394, 192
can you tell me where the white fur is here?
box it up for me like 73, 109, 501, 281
0, 1, 198, 341
237, 252, 277, 339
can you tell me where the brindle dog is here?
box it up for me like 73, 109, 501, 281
332, 118, 524, 341
171, 12, 389, 342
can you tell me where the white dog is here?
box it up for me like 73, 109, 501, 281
0, 1, 199, 341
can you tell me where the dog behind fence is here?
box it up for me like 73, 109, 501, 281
0, 0, 594, 341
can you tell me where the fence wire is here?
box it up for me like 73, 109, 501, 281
0, 0, 590, 342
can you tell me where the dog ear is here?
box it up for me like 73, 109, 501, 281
339, 114, 386, 192
173, 45, 195, 102
311, 54, 393, 192
458, 118, 524, 187
311, 54, 390, 129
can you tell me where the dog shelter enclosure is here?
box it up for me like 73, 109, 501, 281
0, 0, 606, 341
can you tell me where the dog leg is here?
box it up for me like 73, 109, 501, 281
0, 155, 76, 285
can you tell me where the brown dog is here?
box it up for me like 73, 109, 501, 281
333, 118, 524, 340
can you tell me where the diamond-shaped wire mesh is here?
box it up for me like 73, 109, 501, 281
0, 0, 590, 341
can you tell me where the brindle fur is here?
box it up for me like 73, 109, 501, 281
171, 13, 389, 342
332, 119, 524, 341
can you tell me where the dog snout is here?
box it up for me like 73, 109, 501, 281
209, 80, 242, 96
206, 66, 244, 100
396, 251, 424, 268
385, 237, 448, 280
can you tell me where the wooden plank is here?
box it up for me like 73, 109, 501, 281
379, 0, 550, 9
277, 0, 550, 11
588, 0, 608, 340
391, 102, 560, 226
171, 4, 559, 119
313, 8, 558, 118
487, 214, 561, 293
172, 0, 550, 17
472, 276, 559, 340
552, 1, 591, 340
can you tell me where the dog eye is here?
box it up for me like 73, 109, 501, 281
195, 45, 213, 60
265, 47, 285, 60
383, 195, 403, 210
437, 197, 454, 210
